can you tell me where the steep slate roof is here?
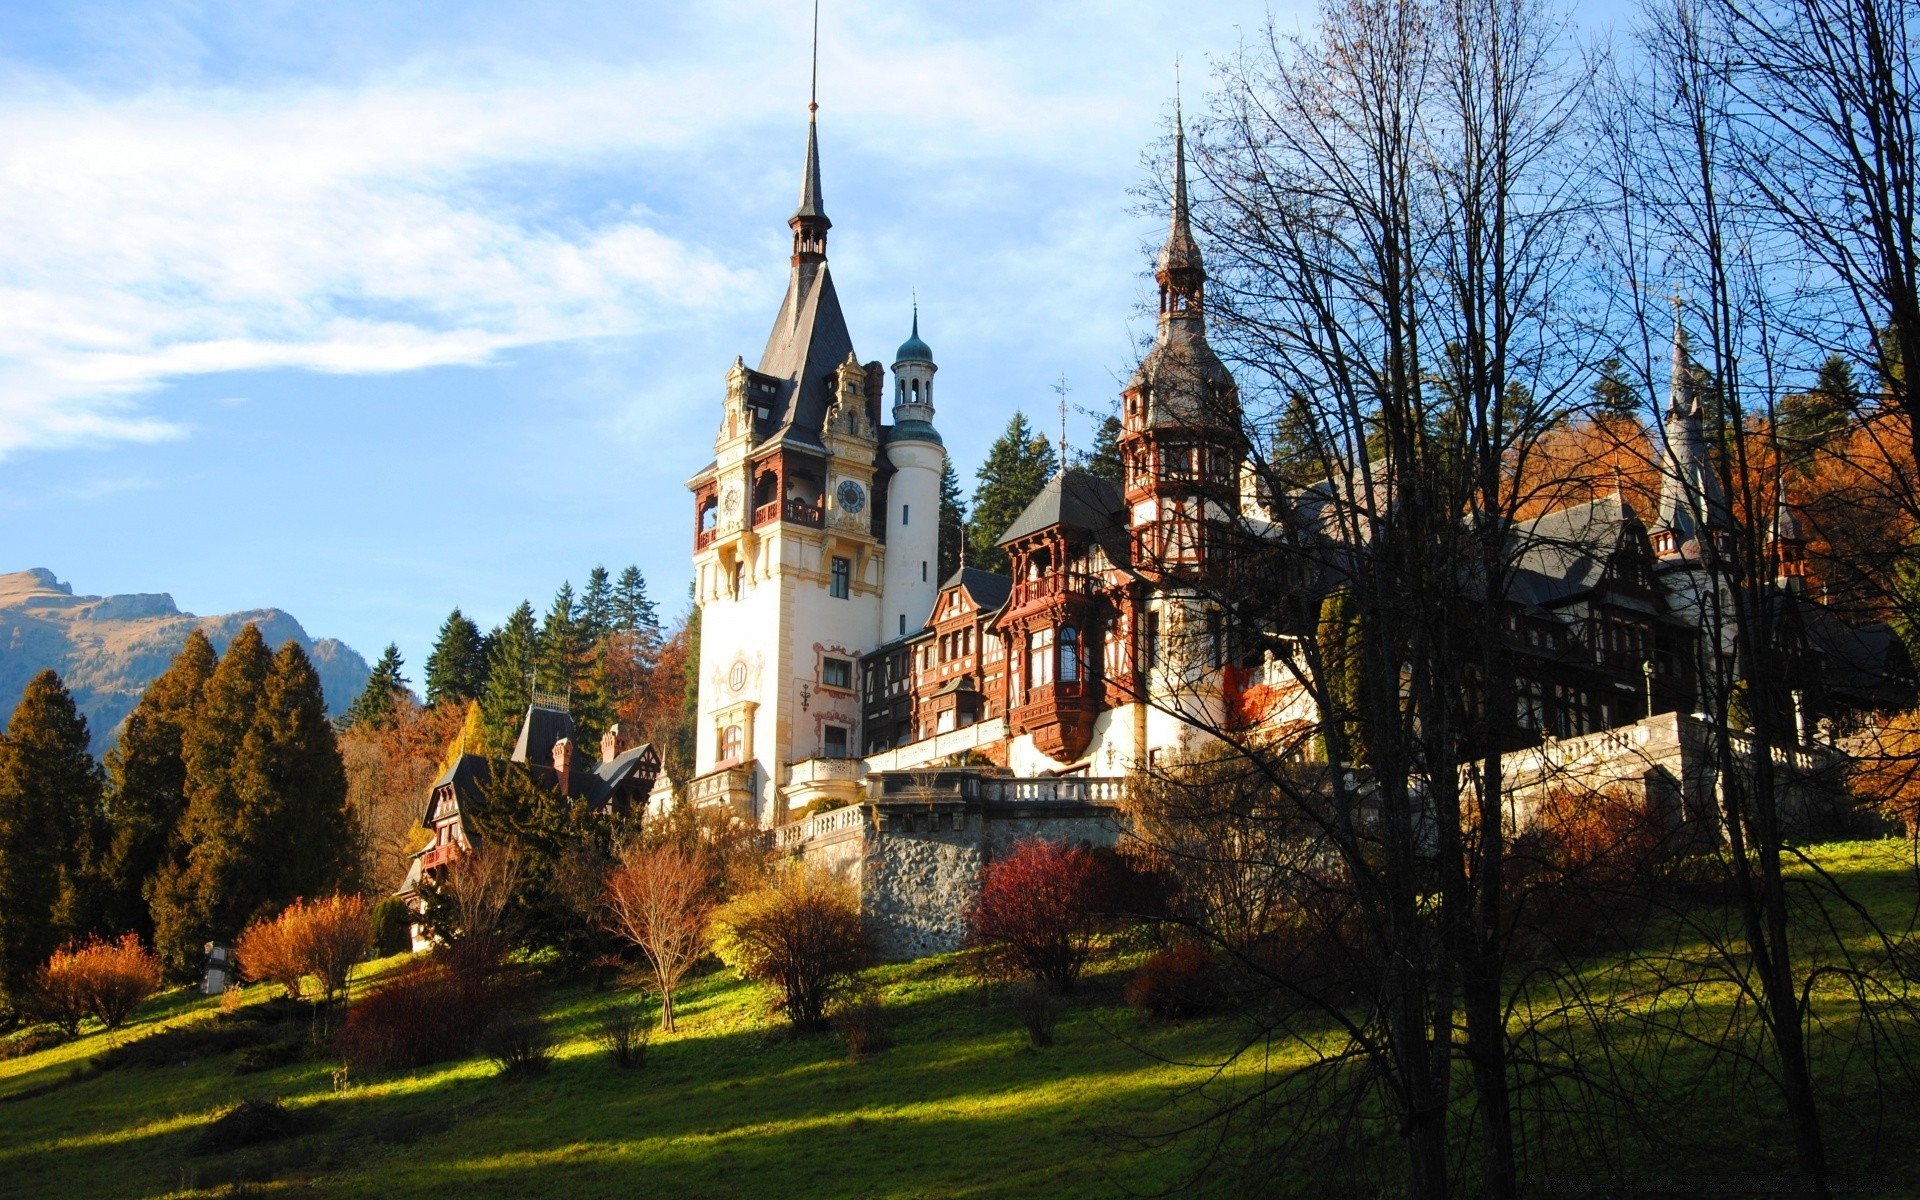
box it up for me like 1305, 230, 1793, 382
940, 567, 1012, 615
511, 703, 574, 768
1509, 495, 1645, 606
756, 266, 854, 448
996, 470, 1128, 547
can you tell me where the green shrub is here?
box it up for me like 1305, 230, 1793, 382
369, 897, 414, 957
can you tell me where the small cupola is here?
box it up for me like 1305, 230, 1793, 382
892, 304, 939, 438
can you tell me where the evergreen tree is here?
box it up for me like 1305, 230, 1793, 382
464, 759, 612, 964
249, 640, 355, 904
937, 460, 969, 581
479, 602, 539, 755
152, 633, 354, 973
1591, 357, 1641, 422
1085, 414, 1125, 489
1779, 353, 1858, 472
667, 600, 701, 784
423, 609, 489, 707
343, 644, 408, 731
581, 566, 615, 644
0, 670, 105, 1000
967, 412, 1058, 574
612, 566, 661, 640
1317, 589, 1371, 767
152, 623, 272, 974
537, 583, 584, 695
101, 630, 216, 941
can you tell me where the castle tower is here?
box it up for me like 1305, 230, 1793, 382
880, 308, 945, 642
1117, 101, 1244, 584
685, 105, 883, 826
1652, 315, 1727, 560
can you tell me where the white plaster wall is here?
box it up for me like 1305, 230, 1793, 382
880, 439, 944, 644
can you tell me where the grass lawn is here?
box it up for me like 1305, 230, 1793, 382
1, 839, 1918, 1199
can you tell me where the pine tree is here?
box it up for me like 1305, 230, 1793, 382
0, 670, 104, 1000
938, 460, 969, 581
1317, 590, 1370, 767
250, 640, 355, 903
668, 602, 702, 783
479, 602, 539, 755
612, 566, 660, 640
1779, 354, 1858, 472
101, 630, 216, 941
1591, 357, 1641, 422
152, 623, 272, 974
1085, 414, 1125, 489
581, 566, 615, 644
967, 412, 1058, 574
423, 609, 489, 707
537, 584, 584, 695
344, 644, 408, 731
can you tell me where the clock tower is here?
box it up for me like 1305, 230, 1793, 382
684, 104, 944, 827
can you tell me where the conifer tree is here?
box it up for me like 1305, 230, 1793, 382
479, 602, 539, 755
0, 670, 104, 1000
537, 583, 584, 695
581, 566, 615, 644
248, 640, 355, 904
423, 609, 489, 707
102, 630, 216, 940
1084, 414, 1125, 489
967, 412, 1057, 574
1779, 354, 1858, 472
1591, 357, 1641, 422
343, 644, 408, 731
937, 460, 968, 581
152, 623, 272, 973
152, 633, 354, 972
668, 602, 702, 783
612, 565, 660, 640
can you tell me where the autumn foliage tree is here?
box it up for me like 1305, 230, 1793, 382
29, 934, 162, 1035
966, 839, 1110, 994
603, 842, 713, 1031
713, 863, 865, 1032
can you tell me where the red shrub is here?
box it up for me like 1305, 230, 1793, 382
338, 958, 522, 1072
30, 935, 164, 1035
237, 896, 374, 1004
1515, 787, 1668, 951
1125, 942, 1223, 1019
236, 910, 307, 999
967, 839, 1111, 994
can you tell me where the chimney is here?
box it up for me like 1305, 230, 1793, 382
552, 737, 574, 795
601, 723, 623, 764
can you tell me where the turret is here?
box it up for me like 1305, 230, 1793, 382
1653, 313, 1728, 560
881, 308, 946, 642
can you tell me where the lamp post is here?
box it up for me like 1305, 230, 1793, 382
1642, 657, 1656, 720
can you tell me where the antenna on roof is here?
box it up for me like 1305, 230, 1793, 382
1053, 374, 1071, 474
809, 0, 821, 116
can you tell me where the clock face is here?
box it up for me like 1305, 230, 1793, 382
836, 479, 866, 514
728, 660, 748, 694
720, 486, 742, 518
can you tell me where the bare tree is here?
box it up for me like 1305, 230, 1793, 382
602, 842, 713, 1032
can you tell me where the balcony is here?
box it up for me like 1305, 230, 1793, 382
687, 764, 755, 812
1009, 574, 1097, 609
979, 777, 1126, 805
696, 526, 718, 551
755, 497, 825, 529
785, 757, 867, 787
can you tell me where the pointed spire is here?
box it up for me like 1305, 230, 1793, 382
1667, 296, 1694, 419
1156, 88, 1204, 287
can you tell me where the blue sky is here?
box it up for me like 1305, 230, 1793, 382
3, 0, 1636, 678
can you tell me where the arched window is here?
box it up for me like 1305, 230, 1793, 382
1059, 625, 1079, 683
699, 497, 718, 532
720, 724, 743, 763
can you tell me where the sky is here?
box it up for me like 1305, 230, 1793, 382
1, 0, 1637, 679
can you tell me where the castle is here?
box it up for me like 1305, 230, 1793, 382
680, 100, 1905, 845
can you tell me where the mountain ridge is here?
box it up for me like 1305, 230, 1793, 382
0, 568, 370, 752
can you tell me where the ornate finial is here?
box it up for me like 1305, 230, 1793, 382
959, 522, 968, 569
809, 0, 820, 116
1053, 374, 1071, 473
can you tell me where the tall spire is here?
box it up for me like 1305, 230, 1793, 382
1666, 297, 1693, 419
790, 0, 829, 263
1156, 83, 1205, 319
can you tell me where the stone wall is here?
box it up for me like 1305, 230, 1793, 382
790, 769, 1126, 961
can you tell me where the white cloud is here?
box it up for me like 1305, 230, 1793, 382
0, 0, 1253, 457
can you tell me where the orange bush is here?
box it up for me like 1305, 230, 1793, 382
236, 895, 373, 1003
1514, 787, 1667, 952
1125, 942, 1223, 1019
338, 957, 523, 1072
30, 935, 163, 1035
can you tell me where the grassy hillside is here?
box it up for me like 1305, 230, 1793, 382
2, 840, 1918, 1199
